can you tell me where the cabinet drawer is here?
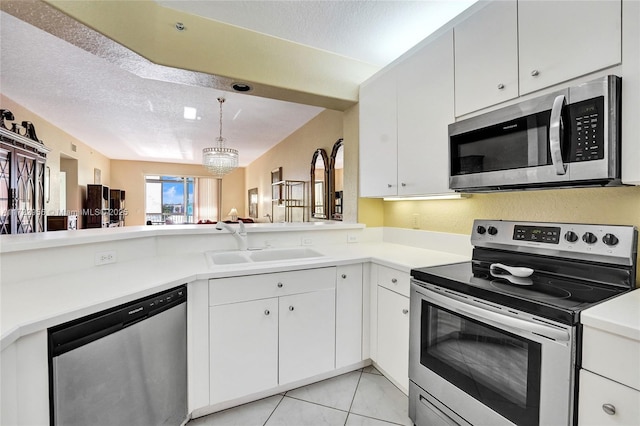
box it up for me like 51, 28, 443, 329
377, 265, 410, 297
582, 326, 640, 391
578, 369, 640, 426
209, 267, 336, 305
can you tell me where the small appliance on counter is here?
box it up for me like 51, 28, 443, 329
408, 220, 637, 426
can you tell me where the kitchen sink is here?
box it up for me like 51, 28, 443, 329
206, 247, 324, 266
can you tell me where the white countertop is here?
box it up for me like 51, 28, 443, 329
581, 289, 640, 341
0, 241, 469, 350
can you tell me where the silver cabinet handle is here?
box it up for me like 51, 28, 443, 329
602, 404, 616, 415
531, 69, 540, 77
289, 306, 295, 311
497, 83, 505, 90
264, 309, 270, 316
549, 94, 567, 175
391, 278, 398, 284
341, 274, 347, 279
277, 282, 283, 288
402, 309, 409, 315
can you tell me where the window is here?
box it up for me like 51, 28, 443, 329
145, 175, 195, 224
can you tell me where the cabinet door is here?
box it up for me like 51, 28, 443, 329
279, 289, 336, 384
454, 0, 518, 116
359, 68, 398, 197
396, 29, 455, 196
209, 298, 278, 404
0, 147, 12, 234
336, 264, 363, 368
519, 0, 622, 95
377, 286, 410, 393
578, 369, 640, 426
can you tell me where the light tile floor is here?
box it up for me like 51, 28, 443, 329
188, 367, 413, 426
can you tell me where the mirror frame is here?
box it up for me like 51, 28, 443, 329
310, 148, 329, 219
329, 138, 344, 221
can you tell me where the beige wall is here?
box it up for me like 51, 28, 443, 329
110, 160, 244, 226
0, 94, 111, 217
245, 109, 344, 222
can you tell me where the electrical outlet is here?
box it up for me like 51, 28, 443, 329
301, 237, 313, 246
347, 234, 359, 243
95, 250, 117, 266
411, 214, 420, 229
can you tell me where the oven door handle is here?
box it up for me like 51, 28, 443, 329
420, 288, 570, 342
549, 94, 567, 176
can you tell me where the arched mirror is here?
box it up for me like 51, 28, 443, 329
329, 139, 344, 221
310, 148, 329, 219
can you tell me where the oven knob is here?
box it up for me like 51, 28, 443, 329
602, 233, 619, 246
564, 231, 579, 243
582, 232, 598, 244
476, 225, 486, 235
488, 226, 498, 236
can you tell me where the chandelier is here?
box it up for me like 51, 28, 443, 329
203, 97, 239, 178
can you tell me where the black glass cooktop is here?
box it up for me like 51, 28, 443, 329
411, 261, 631, 325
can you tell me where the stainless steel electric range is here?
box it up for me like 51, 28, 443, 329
409, 220, 637, 426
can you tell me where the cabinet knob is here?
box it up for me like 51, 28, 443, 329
387, 184, 392, 188
531, 69, 540, 77
402, 308, 409, 315
497, 83, 505, 90
341, 274, 347, 279
602, 404, 616, 416
401, 182, 406, 187
391, 278, 398, 284
289, 306, 295, 311
277, 282, 283, 288
264, 309, 270, 316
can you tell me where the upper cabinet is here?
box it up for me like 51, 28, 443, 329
518, 0, 621, 95
359, 68, 398, 197
454, 0, 622, 116
359, 30, 455, 197
454, 1, 518, 117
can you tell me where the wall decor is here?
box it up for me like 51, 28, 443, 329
271, 167, 283, 205
248, 187, 258, 218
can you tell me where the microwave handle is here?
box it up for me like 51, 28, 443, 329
549, 94, 567, 175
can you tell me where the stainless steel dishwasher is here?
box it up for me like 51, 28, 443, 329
48, 285, 187, 426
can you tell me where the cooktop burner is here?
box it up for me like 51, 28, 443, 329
411, 261, 628, 325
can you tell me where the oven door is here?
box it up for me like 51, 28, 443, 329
409, 282, 575, 426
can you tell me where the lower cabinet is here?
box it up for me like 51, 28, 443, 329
208, 265, 362, 406
377, 285, 410, 393
578, 369, 640, 426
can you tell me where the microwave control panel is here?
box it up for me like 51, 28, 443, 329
568, 97, 604, 162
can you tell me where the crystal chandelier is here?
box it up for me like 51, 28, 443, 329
203, 97, 239, 178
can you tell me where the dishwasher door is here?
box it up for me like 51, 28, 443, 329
49, 286, 187, 426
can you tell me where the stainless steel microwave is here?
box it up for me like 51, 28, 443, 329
448, 75, 622, 192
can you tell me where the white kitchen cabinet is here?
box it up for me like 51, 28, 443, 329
621, 0, 640, 185
279, 289, 336, 384
396, 29, 455, 196
359, 68, 398, 197
210, 298, 279, 403
578, 369, 640, 426
336, 264, 364, 368
518, 0, 622, 95
359, 30, 455, 197
377, 285, 410, 393
454, 0, 518, 116
208, 267, 338, 405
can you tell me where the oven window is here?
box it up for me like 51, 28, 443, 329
421, 301, 541, 426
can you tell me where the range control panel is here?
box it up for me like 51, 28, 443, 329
472, 220, 637, 266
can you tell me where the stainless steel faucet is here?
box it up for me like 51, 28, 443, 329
215, 219, 248, 250
264, 213, 273, 223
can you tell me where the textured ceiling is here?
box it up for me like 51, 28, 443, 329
0, 0, 476, 167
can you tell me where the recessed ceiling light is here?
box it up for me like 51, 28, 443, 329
231, 82, 252, 92
183, 106, 197, 120
175, 22, 186, 32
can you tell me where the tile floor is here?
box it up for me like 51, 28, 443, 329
188, 366, 413, 426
